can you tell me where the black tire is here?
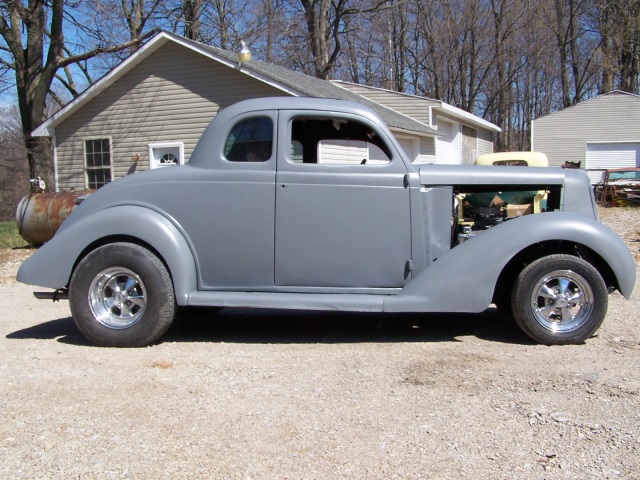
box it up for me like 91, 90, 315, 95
69, 243, 176, 347
512, 254, 608, 345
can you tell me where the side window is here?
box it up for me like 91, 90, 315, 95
289, 116, 391, 165
224, 117, 273, 162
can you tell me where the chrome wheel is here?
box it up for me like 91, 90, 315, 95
530, 269, 594, 334
71, 243, 176, 347
88, 267, 147, 329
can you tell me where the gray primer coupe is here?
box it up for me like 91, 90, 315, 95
18, 97, 636, 347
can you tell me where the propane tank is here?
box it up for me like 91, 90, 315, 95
15, 190, 94, 245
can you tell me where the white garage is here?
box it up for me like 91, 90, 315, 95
532, 91, 640, 168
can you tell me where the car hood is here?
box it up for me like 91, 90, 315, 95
419, 164, 567, 186
418, 164, 597, 219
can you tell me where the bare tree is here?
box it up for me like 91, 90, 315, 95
181, 0, 204, 39
295, 0, 386, 79
0, 105, 29, 220
594, 0, 640, 94
121, 0, 163, 45
0, 0, 157, 192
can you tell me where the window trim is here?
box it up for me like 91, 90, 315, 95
148, 142, 185, 169
83, 136, 113, 189
284, 113, 395, 167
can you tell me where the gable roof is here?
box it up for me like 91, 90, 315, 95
533, 90, 640, 122
33, 31, 437, 137
331, 80, 501, 133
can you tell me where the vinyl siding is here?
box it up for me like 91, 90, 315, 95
55, 42, 285, 189
335, 82, 495, 164
334, 83, 437, 124
319, 140, 390, 165
532, 92, 640, 168
419, 138, 437, 163
335, 83, 441, 163
477, 128, 495, 156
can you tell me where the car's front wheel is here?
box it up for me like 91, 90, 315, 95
512, 254, 608, 345
69, 243, 176, 347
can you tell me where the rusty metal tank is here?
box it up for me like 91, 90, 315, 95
15, 190, 94, 245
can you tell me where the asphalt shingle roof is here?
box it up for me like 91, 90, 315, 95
178, 34, 438, 136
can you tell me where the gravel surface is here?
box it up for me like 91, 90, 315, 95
1, 208, 639, 479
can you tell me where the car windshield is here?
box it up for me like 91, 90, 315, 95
609, 170, 640, 181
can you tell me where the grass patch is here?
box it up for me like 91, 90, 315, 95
0, 221, 29, 249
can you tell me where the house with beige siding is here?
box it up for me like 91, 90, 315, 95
532, 91, 640, 175
33, 31, 497, 191
331, 81, 500, 165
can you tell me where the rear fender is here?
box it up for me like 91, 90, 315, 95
17, 205, 197, 306
384, 212, 635, 312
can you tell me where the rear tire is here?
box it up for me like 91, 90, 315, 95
69, 243, 176, 347
512, 254, 607, 345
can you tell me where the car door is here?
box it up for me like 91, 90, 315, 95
185, 112, 277, 290
274, 110, 412, 289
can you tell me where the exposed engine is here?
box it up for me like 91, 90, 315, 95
453, 190, 545, 246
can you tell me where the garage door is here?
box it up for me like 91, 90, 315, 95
585, 142, 640, 184
586, 143, 640, 169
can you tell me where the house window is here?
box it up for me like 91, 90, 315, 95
84, 138, 112, 189
148, 142, 184, 169
160, 153, 178, 165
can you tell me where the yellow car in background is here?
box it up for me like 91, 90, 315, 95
476, 151, 549, 167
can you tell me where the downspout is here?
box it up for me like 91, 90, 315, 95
52, 131, 59, 192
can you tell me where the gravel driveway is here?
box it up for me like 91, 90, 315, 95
1, 208, 639, 479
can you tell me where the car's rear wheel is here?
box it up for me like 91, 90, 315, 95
512, 254, 608, 345
69, 243, 175, 347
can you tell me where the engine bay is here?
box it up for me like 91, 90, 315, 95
452, 185, 562, 246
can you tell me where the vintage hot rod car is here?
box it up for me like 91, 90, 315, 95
18, 97, 635, 347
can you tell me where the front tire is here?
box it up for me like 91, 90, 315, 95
69, 243, 176, 347
512, 254, 608, 345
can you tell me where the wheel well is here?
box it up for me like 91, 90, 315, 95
493, 240, 618, 304
69, 235, 171, 287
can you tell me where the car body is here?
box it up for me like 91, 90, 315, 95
18, 97, 636, 347
593, 167, 640, 207
475, 151, 549, 167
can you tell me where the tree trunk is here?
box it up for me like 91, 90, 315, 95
25, 137, 54, 192
300, 0, 332, 79
1, 0, 157, 193
183, 0, 202, 40
553, 0, 572, 107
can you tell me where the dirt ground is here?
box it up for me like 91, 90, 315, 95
1, 208, 639, 479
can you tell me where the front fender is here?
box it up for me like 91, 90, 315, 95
384, 212, 635, 313
17, 205, 197, 306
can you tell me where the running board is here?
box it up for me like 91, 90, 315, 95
188, 291, 387, 312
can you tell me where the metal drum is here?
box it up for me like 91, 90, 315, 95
15, 190, 94, 245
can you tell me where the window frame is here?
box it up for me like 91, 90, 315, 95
283, 113, 397, 168
148, 141, 185, 169
83, 137, 113, 189
223, 116, 274, 163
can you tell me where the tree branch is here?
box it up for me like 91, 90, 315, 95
56, 27, 159, 69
